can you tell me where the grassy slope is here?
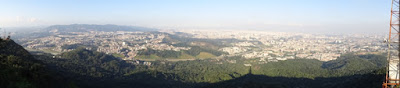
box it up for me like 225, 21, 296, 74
196, 52, 216, 59
178, 52, 195, 59
112, 53, 125, 58
136, 52, 216, 59
136, 54, 161, 59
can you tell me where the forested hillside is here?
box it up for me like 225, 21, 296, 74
0, 39, 66, 88
135, 46, 224, 59
0, 39, 387, 88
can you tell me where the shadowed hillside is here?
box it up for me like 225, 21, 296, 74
0, 39, 388, 88
0, 39, 67, 88
208, 67, 385, 88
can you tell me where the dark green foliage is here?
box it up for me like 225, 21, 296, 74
35, 48, 199, 88
0, 40, 32, 59
137, 48, 182, 58
136, 46, 225, 59
254, 59, 328, 78
322, 53, 386, 76
119, 48, 130, 52
253, 54, 387, 79
61, 44, 80, 49
0, 40, 65, 88
0, 39, 389, 88
208, 69, 385, 88
185, 46, 224, 56
164, 32, 242, 49
160, 32, 232, 57
151, 60, 249, 83
358, 54, 387, 67
42, 47, 136, 77
155, 50, 181, 58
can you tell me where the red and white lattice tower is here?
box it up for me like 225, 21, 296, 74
383, 0, 400, 87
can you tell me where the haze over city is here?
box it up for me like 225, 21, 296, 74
0, 0, 390, 33
0, 0, 397, 88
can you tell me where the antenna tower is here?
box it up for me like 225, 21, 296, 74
383, 0, 400, 87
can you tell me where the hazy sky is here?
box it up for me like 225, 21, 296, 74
0, 0, 391, 33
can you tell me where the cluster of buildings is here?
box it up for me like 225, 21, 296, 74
19, 29, 387, 63
19, 30, 190, 61
177, 30, 386, 62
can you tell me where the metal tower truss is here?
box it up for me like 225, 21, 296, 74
384, 0, 400, 87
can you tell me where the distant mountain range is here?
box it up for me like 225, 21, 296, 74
12, 24, 158, 40
45, 24, 158, 32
